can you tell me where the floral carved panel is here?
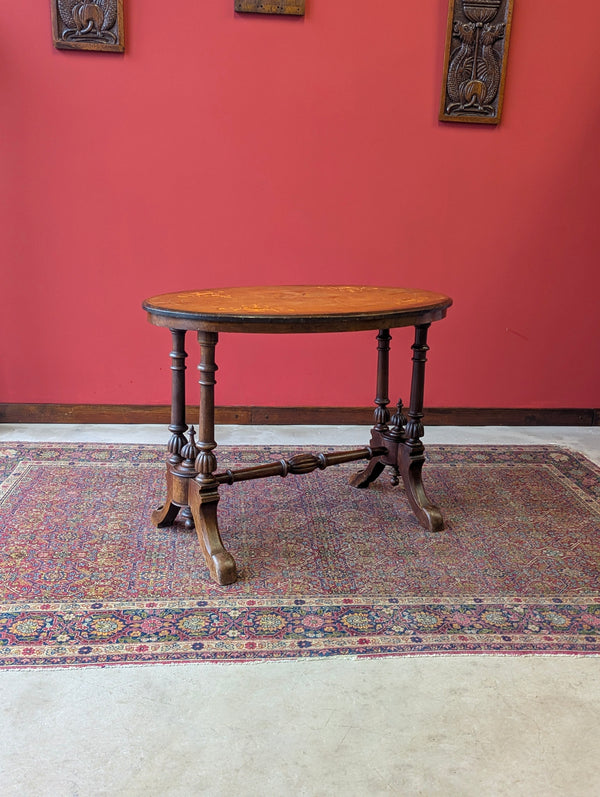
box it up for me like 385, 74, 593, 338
51, 0, 125, 52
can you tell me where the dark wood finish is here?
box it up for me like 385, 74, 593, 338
151, 332, 236, 585
402, 325, 444, 530
51, 0, 125, 52
166, 330, 188, 465
151, 329, 195, 529
188, 332, 237, 585
351, 324, 443, 532
1, 404, 596, 426
235, 1, 305, 15
440, 0, 514, 125
214, 446, 387, 485
142, 286, 453, 585
374, 330, 392, 433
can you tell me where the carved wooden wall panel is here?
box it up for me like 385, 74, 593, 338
235, 1, 305, 15
51, 0, 125, 52
440, 0, 514, 124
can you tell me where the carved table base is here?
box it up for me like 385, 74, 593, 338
151, 323, 444, 585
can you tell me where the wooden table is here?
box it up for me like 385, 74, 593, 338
142, 286, 453, 585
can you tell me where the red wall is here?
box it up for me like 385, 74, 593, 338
2, 1, 599, 409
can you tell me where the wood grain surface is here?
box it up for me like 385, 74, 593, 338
142, 286, 453, 333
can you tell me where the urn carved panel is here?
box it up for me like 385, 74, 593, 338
440, 0, 514, 124
51, 0, 125, 52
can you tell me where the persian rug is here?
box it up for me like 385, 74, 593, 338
0, 443, 599, 668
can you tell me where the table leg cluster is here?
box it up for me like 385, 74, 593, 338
152, 330, 236, 585
350, 324, 444, 532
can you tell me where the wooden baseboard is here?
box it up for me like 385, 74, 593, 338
0, 404, 598, 426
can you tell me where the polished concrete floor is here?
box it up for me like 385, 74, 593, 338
1, 425, 599, 796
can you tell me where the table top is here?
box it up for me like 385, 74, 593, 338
143, 285, 453, 333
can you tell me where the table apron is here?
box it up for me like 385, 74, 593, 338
144, 308, 449, 333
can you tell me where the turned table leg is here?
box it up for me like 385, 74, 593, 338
349, 329, 390, 489
152, 328, 195, 528
399, 324, 444, 532
187, 331, 237, 586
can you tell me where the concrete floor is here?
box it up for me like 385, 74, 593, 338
1, 425, 599, 796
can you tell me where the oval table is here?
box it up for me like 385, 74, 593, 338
142, 285, 453, 585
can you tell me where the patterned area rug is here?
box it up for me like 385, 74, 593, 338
1, 443, 599, 668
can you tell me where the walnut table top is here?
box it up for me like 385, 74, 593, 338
142, 285, 453, 333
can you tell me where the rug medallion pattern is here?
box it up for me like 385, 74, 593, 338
0, 444, 599, 667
